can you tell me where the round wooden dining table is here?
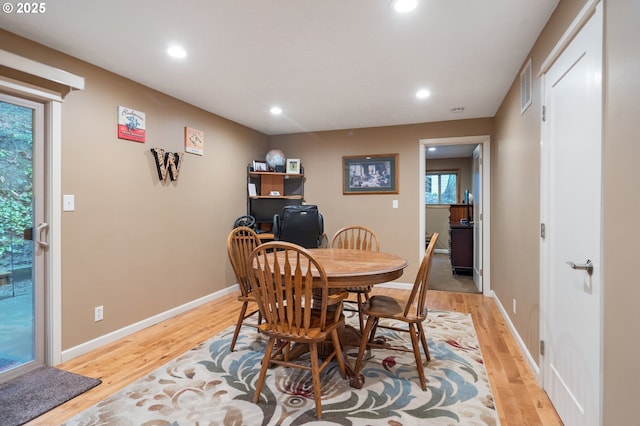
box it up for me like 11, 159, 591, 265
306, 248, 408, 288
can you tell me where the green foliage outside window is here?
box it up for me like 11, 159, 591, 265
0, 101, 34, 262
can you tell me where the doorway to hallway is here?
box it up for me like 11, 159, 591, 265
418, 135, 491, 295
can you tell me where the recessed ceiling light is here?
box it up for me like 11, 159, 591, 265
270, 106, 283, 115
416, 89, 431, 99
167, 45, 187, 59
394, 0, 418, 13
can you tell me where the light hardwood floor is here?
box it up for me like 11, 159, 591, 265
27, 288, 562, 425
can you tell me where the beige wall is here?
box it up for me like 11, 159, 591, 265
269, 119, 493, 281
1, 30, 269, 348
492, 0, 588, 362
602, 1, 640, 424
425, 206, 450, 251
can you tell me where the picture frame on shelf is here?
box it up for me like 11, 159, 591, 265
343, 153, 398, 194
286, 158, 301, 174
252, 160, 268, 172
248, 183, 257, 197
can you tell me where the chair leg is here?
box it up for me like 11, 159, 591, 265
368, 317, 380, 344
230, 301, 249, 352
254, 336, 276, 403
330, 329, 347, 379
417, 321, 431, 362
408, 323, 427, 391
369, 316, 381, 343
309, 342, 323, 419
354, 316, 376, 374
356, 293, 365, 332
355, 289, 371, 333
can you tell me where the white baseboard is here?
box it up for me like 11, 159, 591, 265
489, 290, 540, 380
434, 248, 449, 254
60, 285, 239, 363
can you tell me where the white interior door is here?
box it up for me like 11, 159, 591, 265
540, 3, 602, 425
472, 145, 482, 291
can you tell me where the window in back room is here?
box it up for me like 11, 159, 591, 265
425, 171, 458, 204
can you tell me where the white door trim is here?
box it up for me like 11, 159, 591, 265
418, 135, 491, 295
47, 101, 63, 366
0, 49, 84, 90
537, 0, 601, 77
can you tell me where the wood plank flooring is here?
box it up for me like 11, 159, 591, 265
26, 289, 562, 425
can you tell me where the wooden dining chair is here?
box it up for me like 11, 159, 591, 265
353, 232, 439, 391
330, 225, 380, 332
248, 241, 347, 419
226, 226, 263, 352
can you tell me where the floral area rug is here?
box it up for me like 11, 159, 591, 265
64, 310, 499, 425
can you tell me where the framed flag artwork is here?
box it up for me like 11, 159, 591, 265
117, 106, 146, 143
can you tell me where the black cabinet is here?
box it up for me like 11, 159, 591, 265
450, 223, 473, 275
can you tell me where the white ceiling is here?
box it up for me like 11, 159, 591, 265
0, 0, 558, 136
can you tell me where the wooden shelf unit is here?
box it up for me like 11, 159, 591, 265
247, 167, 305, 231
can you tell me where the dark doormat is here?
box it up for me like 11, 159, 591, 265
0, 366, 101, 425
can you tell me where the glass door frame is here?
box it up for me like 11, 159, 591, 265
0, 92, 47, 383
0, 79, 64, 376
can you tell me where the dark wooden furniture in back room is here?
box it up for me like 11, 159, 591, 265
448, 204, 473, 275
450, 223, 473, 275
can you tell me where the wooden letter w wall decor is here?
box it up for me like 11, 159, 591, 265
151, 148, 184, 181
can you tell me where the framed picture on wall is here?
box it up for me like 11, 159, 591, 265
184, 127, 204, 155
343, 153, 398, 194
117, 106, 146, 143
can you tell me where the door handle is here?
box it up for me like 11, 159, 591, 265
566, 259, 593, 275
36, 222, 49, 249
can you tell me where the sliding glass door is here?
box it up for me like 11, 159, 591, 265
0, 93, 46, 383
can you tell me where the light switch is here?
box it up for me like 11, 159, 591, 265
63, 194, 75, 211
392, 200, 399, 209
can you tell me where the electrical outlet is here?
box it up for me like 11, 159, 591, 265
512, 299, 517, 314
94, 305, 103, 322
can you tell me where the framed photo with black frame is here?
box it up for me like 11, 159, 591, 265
343, 153, 398, 194
252, 160, 268, 172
